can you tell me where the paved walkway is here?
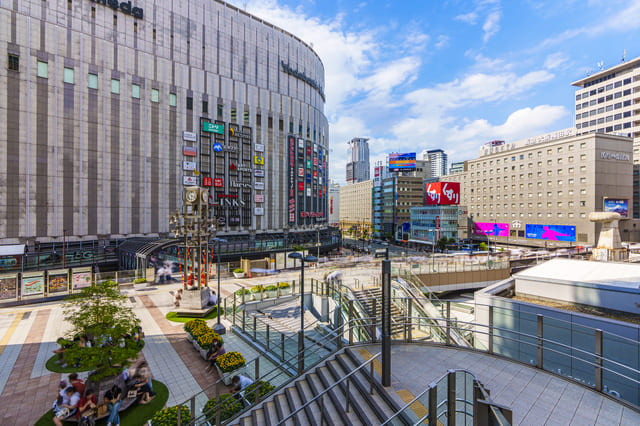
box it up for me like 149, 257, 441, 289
355, 344, 640, 425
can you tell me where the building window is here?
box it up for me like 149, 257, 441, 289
63, 67, 74, 84
8, 54, 19, 71
88, 73, 98, 89
186, 96, 193, 110
132, 84, 140, 98
231, 107, 237, 121
202, 100, 208, 113
151, 88, 159, 102
169, 93, 177, 106
244, 110, 250, 123
217, 104, 223, 117
37, 61, 48, 78
110, 78, 120, 94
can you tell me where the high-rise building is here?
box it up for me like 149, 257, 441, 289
380, 176, 424, 241
339, 180, 373, 236
571, 57, 640, 161
422, 149, 448, 177
346, 138, 370, 184
0, 0, 328, 244
449, 161, 466, 175
328, 181, 341, 227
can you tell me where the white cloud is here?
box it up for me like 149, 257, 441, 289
482, 11, 502, 42
455, 12, 479, 24
435, 35, 450, 49
543, 52, 569, 70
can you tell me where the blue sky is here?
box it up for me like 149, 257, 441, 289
229, 0, 640, 184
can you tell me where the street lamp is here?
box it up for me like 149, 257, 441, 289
288, 251, 318, 373
212, 237, 227, 335
314, 224, 321, 263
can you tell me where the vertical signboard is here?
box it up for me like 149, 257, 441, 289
288, 136, 296, 224
48, 269, 69, 294
72, 267, 93, 292
22, 272, 45, 298
0, 274, 18, 301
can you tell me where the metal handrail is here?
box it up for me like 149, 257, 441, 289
275, 352, 382, 425
184, 318, 376, 425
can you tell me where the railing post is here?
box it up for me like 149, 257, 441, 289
446, 301, 451, 346
595, 329, 603, 392
345, 378, 351, 413
447, 370, 456, 426
266, 324, 270, 350
292, 279, 296, 295
370, 361, 375, 395
256, 381, 261, 404
298, 329, 304, 374
407, 301, 413, 343
371, 300, 377, 343
428, 385, 437, 426
260, 285, 264, 301
253, 316, 257, 341
537, 314, 543, 369
488, 305, 494, 355
242, 287, 246, 305
349, 300, 354, 345
233, 293, 237, 326
224, 298, 227, 318
255, 357, 260, 380
190, 397, 195, 421
281, 333, 285, 362
382, 258, 392, 387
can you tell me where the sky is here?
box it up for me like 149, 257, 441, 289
228, 0, 640, 184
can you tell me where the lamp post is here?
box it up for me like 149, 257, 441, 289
288, 251, 318, 373
212, 237, 227, 335
314, 224, 321, 265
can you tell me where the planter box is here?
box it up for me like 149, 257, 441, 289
264, 290, 277, 299
199, 348, 208, 360
193, 341, 201, 351
186, 334, 193, 343
216, 364, 246, 386
233, 272, 245, 279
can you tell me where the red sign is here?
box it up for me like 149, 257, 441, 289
214, 178, 223, 188
183, 146, 197, 156
425, 182, 460, 205
298, 168, 304, 177
300, 212, 324, 218
313, 171, 317, 178
436, 216, 440, 230
229, 163, 237, 170
313, 158, 318, 166
298, 182, 304, 191
202, 177, 212, 187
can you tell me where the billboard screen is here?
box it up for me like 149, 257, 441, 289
604, 198, 628, 218
475, 222, 509, 237
389, 153, 416, 171
425, 182, 460, 205
525, 224, 576, 242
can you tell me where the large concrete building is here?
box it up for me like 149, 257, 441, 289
339, 180, 373, 237
422, 149, 448, 177
0, 0, 328, 245
346, 137, 370, 184
448, 129, 634, 246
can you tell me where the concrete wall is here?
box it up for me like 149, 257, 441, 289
416, 268, 510, 289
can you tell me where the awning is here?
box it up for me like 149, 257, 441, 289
0, 244, 25, 256
408, 239, 434, 246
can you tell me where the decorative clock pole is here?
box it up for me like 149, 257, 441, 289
169, 186, 217, 310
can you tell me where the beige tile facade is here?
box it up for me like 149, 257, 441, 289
448, 133, 633, 245
339, 180, 373, 236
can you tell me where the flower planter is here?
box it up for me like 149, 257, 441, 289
264, 290, 277, 299
216, 364, 245, 386
199, 348, 208, 360
193, 341, 201, 351
186, 334, 193, 343
233, 272, 245, 279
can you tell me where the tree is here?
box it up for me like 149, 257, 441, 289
479, 242, 488, 251
437, 237, 456, 251
62, 280, 142, 382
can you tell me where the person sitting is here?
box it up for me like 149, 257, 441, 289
205, 340, 226, 372
76, 389, 97, 423
52, 338, 72, 361
173, 288, 183, 308
68, 373, 86, 396
230, 375, 254, 407
104, 384, 122, 426
208, 290, 217, 307
53, 386, 81, 426
78, 334, 92, 348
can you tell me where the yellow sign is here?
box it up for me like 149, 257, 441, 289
254, 156, 264, 165
194, 171, 200, 176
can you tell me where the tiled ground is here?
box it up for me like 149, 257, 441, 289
0, 281, 243, 426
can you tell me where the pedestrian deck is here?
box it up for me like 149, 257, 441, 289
354, 343, 640, 425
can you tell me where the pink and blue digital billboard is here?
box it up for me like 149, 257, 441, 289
389, 153, 416, 171
525, 224, 576, 242
474, 222, 509, 237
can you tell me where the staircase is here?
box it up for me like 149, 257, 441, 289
352, 288, 405, 336
233, 348, 406, 425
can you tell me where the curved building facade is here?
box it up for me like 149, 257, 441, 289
0, 0, 328, 244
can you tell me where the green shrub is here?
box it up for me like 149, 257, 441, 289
244, 380, 275, 404
263, 285, 277, 291
235, 288, 251, 296
277, 282, 291, 289
250, 285, 263, 293
133, 278, 147, 284
233, 268, 244, 273
151, 405, 191, 425
203, 394, 244, 422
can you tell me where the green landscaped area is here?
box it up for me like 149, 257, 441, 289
45, 342, 145, 374
34, 380, 168, 426
165, 307, 219, 323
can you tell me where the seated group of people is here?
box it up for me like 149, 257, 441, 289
53, 327, 144, 363
51, 362, 155, 425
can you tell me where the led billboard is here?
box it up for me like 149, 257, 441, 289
474, 222, 509, 237
425, 182, 460, 205
525, 224, 576, 242
603, 198, 628, 218
389, 153, 416, 171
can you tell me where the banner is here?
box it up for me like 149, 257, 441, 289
525, 224, 576, 242
0, 274, 18, 301
72, 267, 93, 291
475, 222, 509, 237
48, 269, 69, 294
603, 198, 628, 218
22, 273, 45, 297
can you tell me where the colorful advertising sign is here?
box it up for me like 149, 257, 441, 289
183, 161, 196, 171
183, 146, 197, 156
425, 182, 460, 205
604, 198, 628, 218
48, 269, 69, 294
0, 274, 18, 301
525, 224, 576, 242
214, 178, 223, 187
254, 156, 264, 165
183, 176, 197, 185
72, 268, 92, 291
202, 122, 224, 134
475, 222, 509, 237
202, 177, 212, 187
389, 153, 416, 171
289, 137, 296, 224
22, 273, 44, 297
